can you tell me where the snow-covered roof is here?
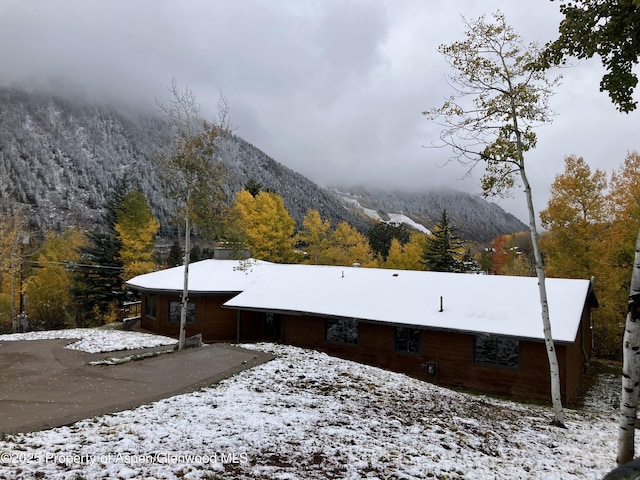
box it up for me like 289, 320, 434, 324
127, 259, 595, 343
126, 259, 271, 294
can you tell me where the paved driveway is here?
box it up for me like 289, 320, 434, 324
0, 339, 273, 433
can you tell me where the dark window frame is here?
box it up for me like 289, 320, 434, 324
144, 294, 157, 319
394, 326, 421, 354
168, 301, 196, 325
473, 334, 521, 369
325, 318, 359, 345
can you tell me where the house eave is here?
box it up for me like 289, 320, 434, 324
127, 285, 242, 297
223, 304, 574, 345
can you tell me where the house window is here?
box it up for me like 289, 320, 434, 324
395, 327, 421, 354
144, 295, 156, 319
168, 301, 196, 325
473, 334, 520, 368
264, 312, 281, 337
325, 318, 359, 345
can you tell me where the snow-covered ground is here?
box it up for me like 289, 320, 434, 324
0, 329, 620, 479
0, 327, 177, 353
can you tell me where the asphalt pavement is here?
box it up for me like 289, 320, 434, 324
0, 339, 273, 434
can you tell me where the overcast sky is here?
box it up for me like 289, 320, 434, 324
0, 0, 638, 223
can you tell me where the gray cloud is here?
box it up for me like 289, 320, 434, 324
0, 0, 638, 223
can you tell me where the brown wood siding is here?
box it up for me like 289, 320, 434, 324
284, 313, 576, 403
140, 291, 593, 404
196, 295, 239, 342
140, 293, 274, 343
423, 330, 565, 402
563, 307, 591, 403
582, 304, 593, 359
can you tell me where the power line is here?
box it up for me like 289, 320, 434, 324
25, 260, 124, 271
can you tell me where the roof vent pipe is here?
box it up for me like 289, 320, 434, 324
439, 296, 443, 313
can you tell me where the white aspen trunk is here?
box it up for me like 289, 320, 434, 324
507, 93, 564, 425
617, 228, 640, 464
178, 214, 191, 351
520, 165, 565, 426
618, 310, 640, 464
10, 267, 16, 333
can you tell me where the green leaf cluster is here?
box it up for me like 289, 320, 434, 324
543, 0, 640, 112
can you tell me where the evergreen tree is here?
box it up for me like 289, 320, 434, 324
167, 240, 183, 267
460, 246, 481, 274
367, 222, 411, 261
422, 210, 463, 272
190, 244, 203, 263
244, 178, 264, 197
71, 178, 128, 326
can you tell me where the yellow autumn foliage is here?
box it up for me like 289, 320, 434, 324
539, 153, 640, 358
233, 190, 296, 263
23, 228, 86, 329
114, 189, 160, 281
382, 232, 428, 270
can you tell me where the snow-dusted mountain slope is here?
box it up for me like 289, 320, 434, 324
335, 187, 526, 242
336, 190, 431, 234
0, 87, 368, 235
0, 87, 524, 242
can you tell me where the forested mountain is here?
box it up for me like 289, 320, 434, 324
0, 88, 166, 231
0, 87, 369, 237
0, 87, 525, 243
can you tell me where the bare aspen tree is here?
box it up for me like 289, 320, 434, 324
617, 229, 640, 464
423, 12, 565, 425
156, 80, 230, 350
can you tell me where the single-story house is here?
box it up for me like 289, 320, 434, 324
126, 258, 597, 403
